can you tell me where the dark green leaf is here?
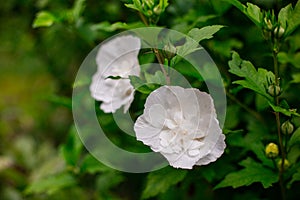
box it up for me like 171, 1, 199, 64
223, 0, 262, 27
80, 155, 111, 174
268, 102, 300, 117
129, 75, 161, 94
188, 25, 224, 43
215, 157, 278, 189
288, 168, 300, 188
142, 167, 187, 199
59, 126, 83, 166
229, 52, 274, 101
289, 127, 300, 147
91, 21, 144, 32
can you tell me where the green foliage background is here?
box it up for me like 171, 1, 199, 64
1, 0, 300, 199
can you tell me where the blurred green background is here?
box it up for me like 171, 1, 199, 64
1, 0, 300, 199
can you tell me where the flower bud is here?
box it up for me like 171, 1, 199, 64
163, 42, 177, 60
274, 26, 285, 38
268, 84, 281, 96
153, 5, 162, 15
281, 120, 294, 135
264, 17, 273, 30
277, 159, 290, 171
144, 0, 155, 9
265, 143, 279, 158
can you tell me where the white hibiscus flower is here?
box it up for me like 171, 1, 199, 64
134, 86, 226, 169
90, 35, 141, 113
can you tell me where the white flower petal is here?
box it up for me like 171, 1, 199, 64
196, 134, 226, 165
90, 35, 141, 113
134, 85, 225, 169
96, 35, 141, 77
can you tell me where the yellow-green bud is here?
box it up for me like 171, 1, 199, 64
153, 5, 162, 15
274, 26, 285, 38
281, 120, 294, 135
277, 159, 290, 171
268, 84, 281, 96
265, 143, 279, 158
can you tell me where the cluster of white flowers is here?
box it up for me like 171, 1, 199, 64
90, 36, 226, 169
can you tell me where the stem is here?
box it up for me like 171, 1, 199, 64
272, 49, 286, 200
226, 91, 265, 123
138, 11, 170, 85
153, 48, 170, 85
139, 12, 149, 26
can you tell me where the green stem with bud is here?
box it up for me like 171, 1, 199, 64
138, 10, 170, 85
272, 45, 286, 200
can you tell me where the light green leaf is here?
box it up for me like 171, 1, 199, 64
72, 0, 86, 21
285, 1, 300, 36
277, 52, 300, 68
32, 11, 57, 28
125, 0, 143, 12
291, 73, 300, 84
215, 158, 278, 189
25, 173, 77, 195
159, 0, 169, 12
188, 25, 224, 43
229, 52, 274, 101
142, 167, 187, 199
268, 102, 300, 117
144, 71, 166, 85
278, 4, 292, 30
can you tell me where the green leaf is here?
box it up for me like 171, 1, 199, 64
25, 173, 77, 195
268, 102, 300, 117
129, 75, 161, 94
32, 11, 57, 28
59, 126, 83, 166
278, 4, 292, 30
159, 0, 169, 12
188, 25, 224, 43
228, 52, 274, 101
291, 73, 300, 84
285, 1, 300, 36
289, 127, 300, 147
144, 71, 166, 85
277, 52, 300, 68
172, 25, 224, 65
125, 0, 143, 12
91, 21, 144, 32
142, 167, 187, 199
223, 0, 262, 27
215, 157, 278, 189
288, 168, 300, 188
47, 95, 72, 109
72, 0, 86, 21
80, 155, 111, 174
